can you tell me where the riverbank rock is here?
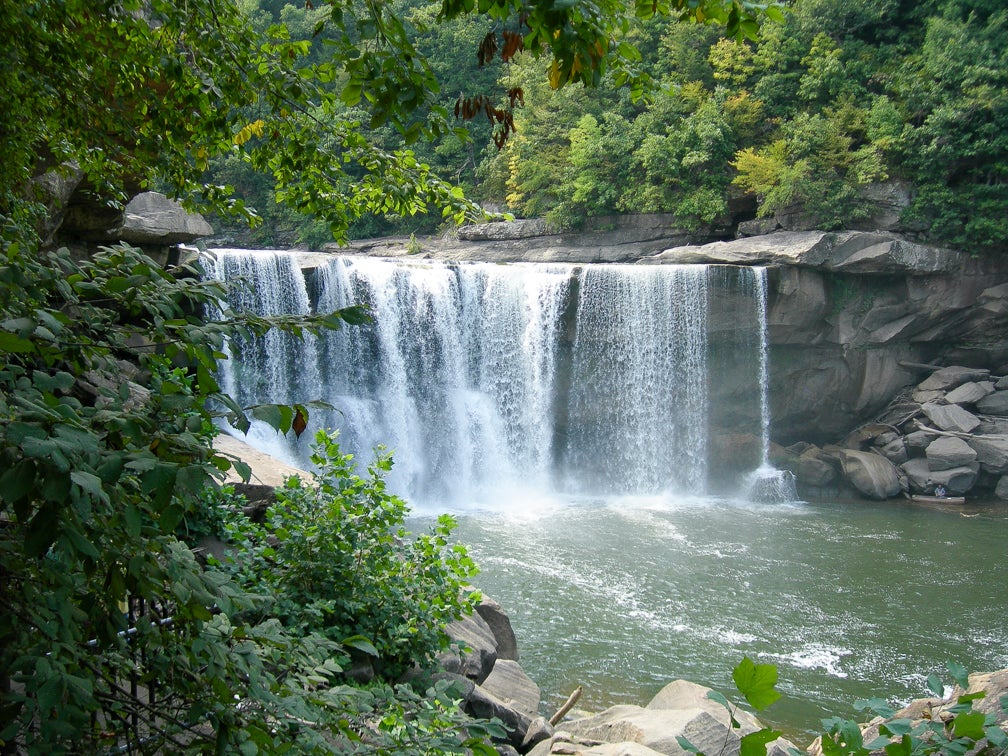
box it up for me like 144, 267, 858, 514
530, 680, 797, 756
812, 668, 1008, 756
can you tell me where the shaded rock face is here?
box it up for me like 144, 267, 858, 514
776, 365, 1008, 500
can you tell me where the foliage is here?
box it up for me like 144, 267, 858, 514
679, 659, 1008, 756
223, 431, 481, 679
0, 240, 495, 753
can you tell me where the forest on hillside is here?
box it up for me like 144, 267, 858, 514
212, 0, 1008, 253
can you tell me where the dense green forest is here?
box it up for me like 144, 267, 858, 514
214, 0, 1008, 253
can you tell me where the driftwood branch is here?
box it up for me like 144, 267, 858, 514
549, 686, 583, 726
912, 420, 975, 440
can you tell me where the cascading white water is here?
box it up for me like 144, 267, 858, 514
564, 265, 709, 494
203, 249, 321, 468
206, 251, 783, 505
744, 266, 798, 502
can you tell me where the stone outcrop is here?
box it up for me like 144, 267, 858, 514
530, 679, 797, 756
777, 364, 1008, 500
58, 190, 213, 247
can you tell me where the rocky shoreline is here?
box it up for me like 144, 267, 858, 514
772, 363, 1008, 501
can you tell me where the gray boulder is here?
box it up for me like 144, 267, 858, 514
944, 381, 995, 406
441, 612, 498, 684
467, 684, 533, 751
921, 402, 981, 434
924, 436, 978, 471
835, 450, 903, 499
480, 659, 541, 720
566, 706, 750, 756
796, 449, 837, 487
996, 476, 1008, 500
901, 458, 980, 495
977, 391, 1008, 415
529, 735, 667, 756
918, 366, 991, 392
904, 430, 935, 449
476, 594, 520, 661
117, 191, 214, 244
966, 435, 1008, 474
458, 218, 553, 241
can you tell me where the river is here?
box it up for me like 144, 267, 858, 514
413, 493, 1008, 742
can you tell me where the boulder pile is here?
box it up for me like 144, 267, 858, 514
777, 365, 1008, 501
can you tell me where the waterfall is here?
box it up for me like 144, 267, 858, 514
743, 266, 798, 502
206, 251, 783, 506
564, 265, 708, 494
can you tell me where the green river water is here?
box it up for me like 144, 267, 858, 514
413, 493, 1008, 743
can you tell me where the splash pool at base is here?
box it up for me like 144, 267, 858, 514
412, 493, 1008, 742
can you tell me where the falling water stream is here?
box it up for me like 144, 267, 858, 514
205, 249, 1008, 740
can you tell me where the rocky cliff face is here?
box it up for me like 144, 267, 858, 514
652, 231, 1008, 446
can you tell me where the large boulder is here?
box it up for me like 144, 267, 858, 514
977, 390, 1008, 415
834, 450, 903, 499
479, 659, 540, 720
116, 192, 214, 244
855, 668, 1008, 755
918, 366, 991, 392
476, 594, 520, 661
564, 706, 750, 756
944, 381, 995, 406
901, 458, 980, 495
921, 403, 981, 434
924, 436, 977, 471
440, 612, 498, 684
966, 435, 1008, 474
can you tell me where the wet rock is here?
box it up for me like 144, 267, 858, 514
796, 448, 837, 487
835, 449, 902, 499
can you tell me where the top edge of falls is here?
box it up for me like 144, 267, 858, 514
201, 227, 963, 274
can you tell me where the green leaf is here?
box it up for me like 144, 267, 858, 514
741, 729, 783, 756
70, 470, 105, 501
342, 635, 379, 657
0, 332, 34, 354
947, 661, 969, 689
883, 734, 912, 756
732, 657, 781, 711
985, 725, 1008, 748
676, 735, 703, 754
952, 711, 986, 740
25, 504, 60, 557
0, 459, 37, 503
927, 673, 945, 697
